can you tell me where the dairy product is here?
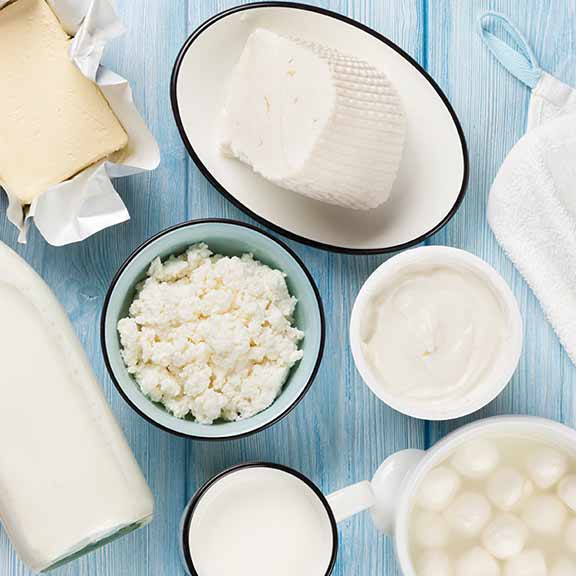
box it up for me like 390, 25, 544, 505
552, 557, 576, 576
186, 466, 334, 576
417, 550, 453, 576
564, 518, 576, 552
416, 466, 461, 512
360, 262, 509, 408
444, 492, 492, 538
481, 515, 527, 560
410, 433, 576, 576
219, 28, 406, 210
557, 475, 576, 511
0, 242, 153, 572
117, 243, 304, 424
485, 467, 533, 512
525, 447, 568, 490
413, 511, 452, 549
451, 440, 500, 480
504, 549, 547, 576
521, 494, 567, 535
455, 547, 500, 576
0, 0, 128, 203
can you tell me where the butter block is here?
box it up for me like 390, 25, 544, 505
0, 0, 128, 204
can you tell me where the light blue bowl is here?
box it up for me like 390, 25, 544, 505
101, 219, 325, 440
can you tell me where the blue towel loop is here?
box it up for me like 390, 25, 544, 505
477, 12, 543, 88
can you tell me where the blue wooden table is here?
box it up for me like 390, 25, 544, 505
1, 1, 575, 574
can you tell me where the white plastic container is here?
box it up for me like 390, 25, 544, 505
0, 242, 154, 572
350, 246, 523, 420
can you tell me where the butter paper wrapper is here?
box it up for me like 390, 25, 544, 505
0, 0, 161, 246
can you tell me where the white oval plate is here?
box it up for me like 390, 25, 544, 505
171, 2, 468, 254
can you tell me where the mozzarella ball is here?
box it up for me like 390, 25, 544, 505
486, 466, 534, 512
504, 549, 547, 576
455, 547, 500, 576
551, 557, 576, 576
564, 517, 576, 552
445, 491, 492, 538
526, 447, 568, 490
482, 514, 528, 560
521, 494, 567, 536
417, 466, 461, 512
451, 440, 500, 479
417, 550, 453, 576
557, 475, 576, 512
413, 510, 451, 548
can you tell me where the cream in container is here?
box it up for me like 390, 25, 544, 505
350, 246, 523, 419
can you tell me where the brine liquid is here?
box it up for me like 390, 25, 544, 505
409, 433, 576, 575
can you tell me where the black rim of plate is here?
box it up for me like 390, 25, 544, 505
181, 462, 339, 576
170, 1, 470, 255
100, 218, 326, 441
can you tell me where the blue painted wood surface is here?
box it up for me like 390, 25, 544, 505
1, 1, 575, 574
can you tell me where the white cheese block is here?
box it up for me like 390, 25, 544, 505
0, 241, 154, 573
0, 0, 128, 204
219, 28, 406, 210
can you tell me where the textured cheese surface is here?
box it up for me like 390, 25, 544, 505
0, 0, 128, 204
220, 29, 406, 210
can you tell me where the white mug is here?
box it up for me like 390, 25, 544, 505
179, 462, 374, 576
180, 416, 576, 575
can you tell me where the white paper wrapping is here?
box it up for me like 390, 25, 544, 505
0, 0, 160, 245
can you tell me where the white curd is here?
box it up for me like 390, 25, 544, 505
118, 243, 304, 424
410, 433, 576, 576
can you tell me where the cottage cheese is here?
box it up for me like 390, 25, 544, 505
117, 244, 304, 424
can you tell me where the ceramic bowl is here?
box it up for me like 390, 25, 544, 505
101, 219, 325, 439
171, 2, 468, 254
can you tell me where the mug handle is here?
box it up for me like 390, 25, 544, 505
326, 481, 376, 523
326, 450, 427, 532
371, 449, 426, 534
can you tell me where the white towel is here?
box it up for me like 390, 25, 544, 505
488, 113, 576, 364
479, 12, 576, 365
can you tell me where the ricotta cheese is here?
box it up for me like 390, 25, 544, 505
219, 28, 406, 210
0, 0, 128, 204
117, 244, 304, 424
0, 241, 154, 573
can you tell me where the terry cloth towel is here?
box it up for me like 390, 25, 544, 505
479, 12, 576, 364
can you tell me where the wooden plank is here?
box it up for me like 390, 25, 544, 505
426, 0, 576, 447
0, 0, 189, 575
185, 2, 424, 576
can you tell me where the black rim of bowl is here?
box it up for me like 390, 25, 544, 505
100, 218, 326, 441
170, 1, 470, 255
181, 462, 339, 576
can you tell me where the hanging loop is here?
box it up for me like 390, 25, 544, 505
477, 11, 543, 88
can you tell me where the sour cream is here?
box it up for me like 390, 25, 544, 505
350, 247, 523, 419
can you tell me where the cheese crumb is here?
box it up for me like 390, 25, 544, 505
117, 244, 304, 424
